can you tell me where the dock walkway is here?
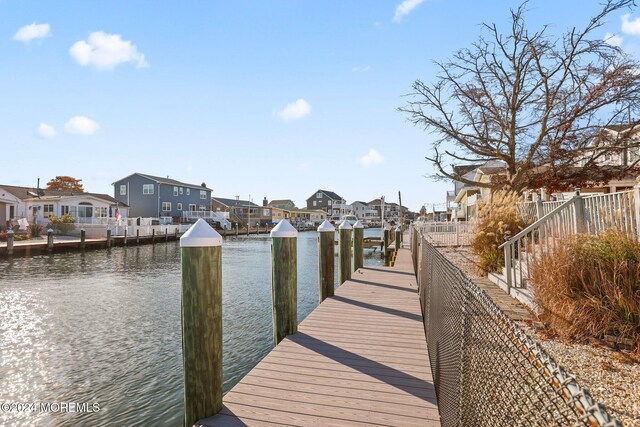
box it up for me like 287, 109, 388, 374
199, 245, 440, 426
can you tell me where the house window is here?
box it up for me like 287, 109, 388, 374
143, 184, 154, 195
313, 201, 317, 207
177, 203, 183, 211
263, 209, 270, 216
61, 205, 70, 215
179, 187, 184, 195
200, 190, 207, 199
186, 188, 190, 195
174, 186, 179, 196
95, 207, 107, 218
120, 185, 126, 195
44, 204, 54, 217
316, 192, 322, 198
189, 204, 196, 212
199, 205, 206, 211
162, 202, 171, 212
328, 200, 332, 205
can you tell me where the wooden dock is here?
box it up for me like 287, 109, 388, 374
198, 245, 440, 426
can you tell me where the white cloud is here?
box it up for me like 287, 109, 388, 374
275, 99, 311, 121
13, 23, 51, 43
352, 65, 371, 73
393, 0, 425, 23
622, 14, 640, 35
604, 32, 624, 47
69, 31, 148, 70
37, 122, 56, 139
64, 116, 100, 135
357, 149, 384, 167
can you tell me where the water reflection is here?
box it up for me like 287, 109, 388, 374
0, 229, 382, 426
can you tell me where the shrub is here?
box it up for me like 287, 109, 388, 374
47, 214, 76, 234
471, 190, 530, 275
28, 223, 43, 238
530, 230, 640, 353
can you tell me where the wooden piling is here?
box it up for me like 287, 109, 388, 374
165, 228, 169, 242
152, 228, 155, 244
317, 220, 335, 303
106, 229, 112, 248
180, 219, 223, 427
383, 222, 391, 265
124, 229, 128, 246
47, 229, 54, 252
7, 230, 14, 256
80, 229, 86, 251
339, 221, 353, 284
353, 220, 364, 272
175, 228, 179, 240
395, 227, 402, 252
136, 229, 140, 245
270, 219, 298, 345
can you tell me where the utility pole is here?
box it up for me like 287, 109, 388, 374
398, 191, 403, 226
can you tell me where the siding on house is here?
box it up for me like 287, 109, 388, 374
113, 173, 211, 218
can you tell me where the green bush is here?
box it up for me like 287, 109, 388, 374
28, 223, 43, 238
530, 230, 640, 353
47, 214, 76, 234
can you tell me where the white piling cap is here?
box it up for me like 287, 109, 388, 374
383, 221, 392, 231
180, 218, 223, 247
339, 220, 352, 230
317, 220, 335, 232
270, 219, 298, 238
353, 220, 364, 229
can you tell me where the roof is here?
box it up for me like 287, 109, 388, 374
0, 184, 128, 206
351, 200, 369, 206
306, 189, 343, 201
452, 164, 482, 177
477, 166, 506, 175
114, 173, 212, 191
212, 197, 258, 208
269, 199, 296, 206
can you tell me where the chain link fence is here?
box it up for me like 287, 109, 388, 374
414, 231, 621, 426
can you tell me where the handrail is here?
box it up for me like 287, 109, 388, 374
498, 198, 574, 249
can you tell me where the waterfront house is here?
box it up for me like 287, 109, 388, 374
289, 208, 328, 226
351, 201, 377, 225
0, 184, 128, 228
367, 198, 404, 223
212, 197, 271, 227
112, 173, 211, 221
270, 207, 290, 224
305, 189, 345, 215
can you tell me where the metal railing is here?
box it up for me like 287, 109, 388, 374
413, 233, 621, 427
414, 221, 472, 246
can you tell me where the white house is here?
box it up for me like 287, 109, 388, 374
0, 184, 128, 228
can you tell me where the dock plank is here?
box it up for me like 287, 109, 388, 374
198, 245, 440, 426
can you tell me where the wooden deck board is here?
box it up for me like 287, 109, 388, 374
198, 245, 440, 427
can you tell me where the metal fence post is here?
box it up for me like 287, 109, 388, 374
180, 219, 223, 426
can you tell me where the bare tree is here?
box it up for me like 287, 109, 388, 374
400, 0, 640, 192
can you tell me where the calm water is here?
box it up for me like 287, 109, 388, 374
0, 229, 382, 426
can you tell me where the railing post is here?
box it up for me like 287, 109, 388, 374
503, 244, 512, 292
353, 220, 364, 272
180, 219, 223, 426
47, 228, 54, 252
106, 229, 112, 248
339, 220, 353, 284
535, 200, 544, 220
573, 190, 586, 234
317, 220, 335, 303
270, 219, 298, 345
80, 229, 86, 251
7, 230, 14, 256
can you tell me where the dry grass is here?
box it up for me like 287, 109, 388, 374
530, 230, 640, 353
471, 190, 530, 274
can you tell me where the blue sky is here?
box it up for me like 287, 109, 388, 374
2, 0, 640, 211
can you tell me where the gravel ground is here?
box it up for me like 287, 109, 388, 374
437, 246, 640, 426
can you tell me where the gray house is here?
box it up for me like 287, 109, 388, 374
113, 173, 212, 220
305, 189, 345, 214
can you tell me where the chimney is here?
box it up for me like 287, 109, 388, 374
201, 182, 207, 188
263, 197, 268, 207
235, 195, 240, 201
